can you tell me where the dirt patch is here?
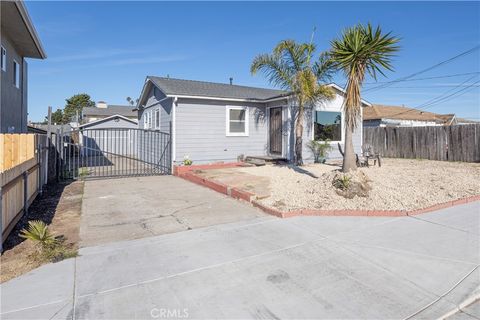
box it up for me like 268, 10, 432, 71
1, 181, 84, 283
224, 159, 480, 211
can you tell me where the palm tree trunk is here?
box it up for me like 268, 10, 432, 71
342, 123, 356, 172
295, 103, 304, 166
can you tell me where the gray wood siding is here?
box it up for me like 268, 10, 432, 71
138, 86, 172, 164
175, 99, 268, 164
0, 32, 25, 133
139, 86, 172, 132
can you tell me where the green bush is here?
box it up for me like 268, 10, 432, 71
19, 220, 57, 248
307, 140, 333, 163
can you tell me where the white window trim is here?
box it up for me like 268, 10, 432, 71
143, 110, 148, 128
311, 109, 345, 144
226, 106, 249, 137
13, 59, 20, 88
155, 108, 160, 129
1, 46, 6, 72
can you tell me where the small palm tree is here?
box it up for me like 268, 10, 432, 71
251, 40, 334, 165
329, 23, 400, 172
19, 220, 56, 248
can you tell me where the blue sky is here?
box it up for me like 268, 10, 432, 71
26, 1, 480, 122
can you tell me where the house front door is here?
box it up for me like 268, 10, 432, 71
269, 107, 283, 155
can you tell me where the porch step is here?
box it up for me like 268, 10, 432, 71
245, 155, 287, 165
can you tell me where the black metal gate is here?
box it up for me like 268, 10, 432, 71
57, 127, 171, 179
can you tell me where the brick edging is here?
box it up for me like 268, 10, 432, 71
177, 170, 480, 218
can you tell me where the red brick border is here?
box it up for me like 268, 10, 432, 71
173, 162, 244, 176
177, 169, 480, 218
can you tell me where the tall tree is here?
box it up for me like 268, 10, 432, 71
50, 109, 64, 125
63, 94, 95, 123
329, 24, 399, 172
251, 40, 334, 165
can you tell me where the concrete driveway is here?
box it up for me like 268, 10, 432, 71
1, 201, 479, 319
80, 175, 268, 246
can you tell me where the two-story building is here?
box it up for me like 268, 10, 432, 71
1, 0, 46, 133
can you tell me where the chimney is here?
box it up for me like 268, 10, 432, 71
229, 77, 233, 85
97, 101, 107, 108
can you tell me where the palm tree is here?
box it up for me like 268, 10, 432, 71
251, 40, 334, 165
329, 23, 400, 172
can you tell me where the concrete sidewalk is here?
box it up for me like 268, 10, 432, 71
1, 202, 479, 319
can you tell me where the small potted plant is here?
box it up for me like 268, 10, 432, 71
307, 139, 333, 163
183, 155, 193, 166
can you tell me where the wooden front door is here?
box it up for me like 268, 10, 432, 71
269, 107, 283, 155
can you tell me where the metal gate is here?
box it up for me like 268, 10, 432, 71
57, 127, 171, 179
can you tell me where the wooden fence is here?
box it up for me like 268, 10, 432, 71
0, 134, 36, 172
363, 124, 480, 162
1, 134, 50, 250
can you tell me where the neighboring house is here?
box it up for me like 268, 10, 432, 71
82, 101, 138, 124
136, 77, 371, 165
0, 0, 46, 133
78, 115, 138, 156
363, 104, 460, 127
79, 115, 138, 130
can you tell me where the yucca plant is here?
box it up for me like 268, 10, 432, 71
19, 220, 57, 248
329, 23, 400, 172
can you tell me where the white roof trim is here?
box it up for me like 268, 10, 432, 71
79, 114, 138, 128
15, 1, 47, 59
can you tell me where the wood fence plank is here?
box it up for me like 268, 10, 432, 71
363, 124, 479, 162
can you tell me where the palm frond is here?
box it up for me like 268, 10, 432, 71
329, 23, 400, 128
19, 220, 57, 247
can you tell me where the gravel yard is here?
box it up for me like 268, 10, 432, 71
235, 159, 480, 211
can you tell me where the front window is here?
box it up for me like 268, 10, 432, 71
226, 106, 248, 136
314, 111, 342, 142
13, 60, 20, 88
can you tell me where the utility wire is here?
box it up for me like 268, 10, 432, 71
415, 80, 480, 110
378, 78, 480, 118
415, 75, 479, 109
352, 72, 480, 86
364, 45, 480, 92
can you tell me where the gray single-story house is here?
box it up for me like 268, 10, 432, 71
136, 77, 371, 165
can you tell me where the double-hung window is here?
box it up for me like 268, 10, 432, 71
226, 106, 248, 136
147, 110, 152, 129
1, 47, 6, 72
144, 111, 149, 128
13, 60, 20, 88
155, 109, 160, 129
314, 111, 343, 142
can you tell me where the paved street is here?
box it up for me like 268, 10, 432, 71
1, 196, 479, 319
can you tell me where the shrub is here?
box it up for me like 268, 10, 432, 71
307, 140, 333, 163
19, 220, 57, 248
183, 155, 193, 166
333, 174, 351, 190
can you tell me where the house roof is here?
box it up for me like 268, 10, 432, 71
363, 104, 455, 124
147, 76, 289, 101
1, 1, 46, 59
82, 105, 137, 118
79, 115, 138, 129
